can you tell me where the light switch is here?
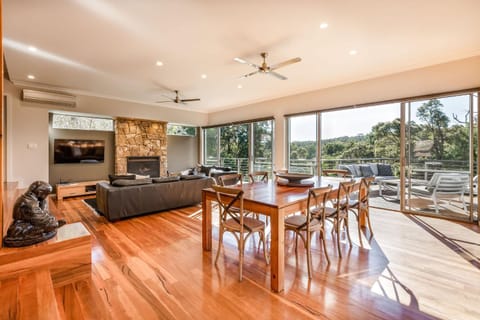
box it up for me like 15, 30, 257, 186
27, 143, 38, 149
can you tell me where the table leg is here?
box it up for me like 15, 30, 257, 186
202, 191, 212, 251
270, 209, 285, 292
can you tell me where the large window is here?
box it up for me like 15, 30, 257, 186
203, 119, 274, 174
288, 114, 317, 174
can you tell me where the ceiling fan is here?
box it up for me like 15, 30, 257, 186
234, 52, 301, 80
156, 90, 200, 104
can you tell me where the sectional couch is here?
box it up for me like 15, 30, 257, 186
338, 163, 396, 183
96, 175, 214, 221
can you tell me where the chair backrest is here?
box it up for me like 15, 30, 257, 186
212, 184, 247, 230
249, 171, 268, 183
358, 176, 375, 204
306, 185, 333, 230
334, 180, 356, 213
218, 173, 243, 186
432, 173, 469, 195
322, 169, 350, 177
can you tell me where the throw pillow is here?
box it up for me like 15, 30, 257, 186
112, 178, 152, 186
377, 164, 394, 176
108, 174, 135, 184
152, 176, 180, 183
359, 165, 374, 177
338, 164, 355, 176
127, 173, 150, 179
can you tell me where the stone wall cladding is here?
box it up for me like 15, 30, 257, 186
115, 118, 167, 176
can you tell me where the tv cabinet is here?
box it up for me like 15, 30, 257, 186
56, 180, 105, 201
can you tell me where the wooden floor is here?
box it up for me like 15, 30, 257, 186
3, 195, 480, 319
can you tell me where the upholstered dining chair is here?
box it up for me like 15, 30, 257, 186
325, 180, 356, 258
285, 185, 332, 278
349, 176, 375, 246
212, 185, 269, 281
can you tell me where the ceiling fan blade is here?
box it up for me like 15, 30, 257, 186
156, 100, 174, 103
270, 57, 301, 71
239, 70, 260, 79
268, 71, 287, 80
234, 57, 260, 69
180, 98, 201, 102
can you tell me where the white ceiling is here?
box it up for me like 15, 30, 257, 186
4, 0, 480, 113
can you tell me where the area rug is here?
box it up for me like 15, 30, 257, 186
83, 198, 101, 215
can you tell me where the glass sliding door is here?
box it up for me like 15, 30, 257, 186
252, 120, 273, 173
288, 114, 318, 174
203, 119, 274, 176
320, 103, 401, 210
404, 94, 478, 221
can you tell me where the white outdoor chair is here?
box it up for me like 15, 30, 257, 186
425, 173, 470, 214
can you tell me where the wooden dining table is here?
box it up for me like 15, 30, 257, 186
202, 176, 366, 293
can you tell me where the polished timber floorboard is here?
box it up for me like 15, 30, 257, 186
35, 197, 480, 319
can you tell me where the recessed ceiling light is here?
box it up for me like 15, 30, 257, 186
320, 22, 329, 29
201, 74, 207, 79
28, 46, 37, 52
237, 84, 243, 89
349, 49, 358, 55
155, 60, 163, 66
27, 74, 35, 80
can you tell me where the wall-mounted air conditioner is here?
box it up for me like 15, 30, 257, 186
22, 89, 76, 107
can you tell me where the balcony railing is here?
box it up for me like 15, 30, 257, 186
205, 157, 273, 176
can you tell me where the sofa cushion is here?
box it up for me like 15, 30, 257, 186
369, 163, 379, 176
359, 165, 375, 177
152, 176, 180, 183
338, 164, 355, 176
180, 175, 204, 180
112, 178, 152, 186
108, 174, 135, 184
377, 164, 394, 176
213, 165, 231, 172
197, 164, 213, 176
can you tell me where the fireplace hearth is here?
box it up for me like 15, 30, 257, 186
127, 156, 160, 178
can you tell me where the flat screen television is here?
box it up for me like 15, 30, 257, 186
54, 139, 105, 164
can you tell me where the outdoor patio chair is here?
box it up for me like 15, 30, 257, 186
212, 185, 269, 281
285, 185, 332, 278
413, 173, 470, 214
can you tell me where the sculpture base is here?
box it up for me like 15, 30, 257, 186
3, 230, 57, 247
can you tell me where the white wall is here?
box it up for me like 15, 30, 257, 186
208, 55, 480, 169
3, 81, 208, 188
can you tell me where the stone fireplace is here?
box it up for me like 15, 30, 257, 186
127, 156, 160, 177
115, 118, 167, 176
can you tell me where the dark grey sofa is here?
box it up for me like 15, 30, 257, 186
338, 163, 396, 183
96, 176, 214, 221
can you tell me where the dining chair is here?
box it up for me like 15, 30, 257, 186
248, 171, 270, 224
322, 169, 350, 177
248, 171, 269, 183
218, 173, 243, 187
212, 185, 269, 281
285, 185, 332, 278
349, 176, 375, 246
326, 180, 355, 258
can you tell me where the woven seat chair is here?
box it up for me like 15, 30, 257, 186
213, 185, 269, 281
349, 176, 375, 246
326, 180, 355, 258
285, 185, 332, 278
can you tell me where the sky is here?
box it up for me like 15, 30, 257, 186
290, 94, 474, 141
